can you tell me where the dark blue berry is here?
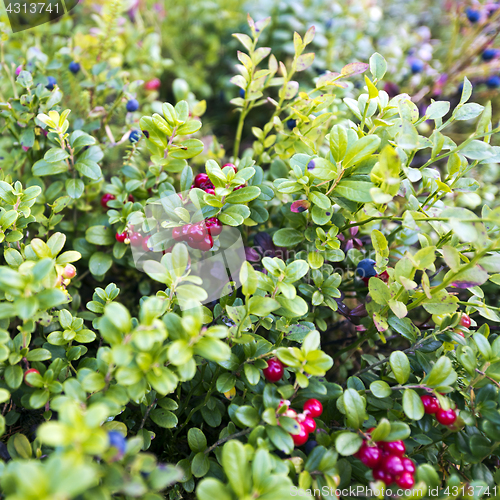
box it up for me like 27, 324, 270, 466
239, 88, 246, 99
482, 48, 498, 61
108, 431, 126, 455
142, 130, 149, 139
356, 258, 377, 279
129, 129, 141, 143
486, 75, 500, 88
410, 59, 424, 74
287, 119, 297, 130
126, 99, 139, 112
69, 61, 80, 74
466, 8, 480, 23
305, 440, 318, 454
46, 76, 57, 91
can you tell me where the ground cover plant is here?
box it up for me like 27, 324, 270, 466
1, 1, 500, 499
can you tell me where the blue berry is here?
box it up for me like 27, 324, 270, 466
129, 129, 141, 143
69, 61, 80, 74
126, 99, 139, 112
287, 119, 297, 130
410, 59, 424, 74
305, 440, 318, 455
108, 431, 126, 455
466, 8, 480, 23
239, 88, 246, 99
356, 258, 377, 279
46, 76, 57, 91
482, 48, 498, 61
486, 75, 500, 88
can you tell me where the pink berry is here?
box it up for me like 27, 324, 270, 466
145, 78, 161, 90
396, 472, 415, 489
460, 314, 471, 328
62, 264, 76, 279
402, 458, 416, 474
263, 358, 284, 383
129, 232, 143, 247
380, 455, 405, 476
101, 193, 116, 208
303, 399, 323, 417
381, 440, 405, 457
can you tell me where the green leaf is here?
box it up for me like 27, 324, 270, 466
235, 405, 260, 427
66, 179, 84, 199
248, 296, 280, 316
221, 440, 251, 497
454, 103, 484, 121
218, 205, 250, 226
272, 228, 303, 247
85, 225, 115, 246
369, 52, 387, 80
5, 365, 23, 389
343, 388, 366, 429
424, 356, 453, 388
89, 252, 113, 276
32, 159, 68, 176
225, 186, 261, 204
75, 159, 102, 180
266, 425, 294, 454
150, 409, 178, 428
196, 478, 232, 500
389, 351, 410, 384
370, 380, 392, 398
334, 180, 373, 202
192, 452, 210, 478
343, 136, 381, 169
335, 431, 363, 456
403, 389, 425, 420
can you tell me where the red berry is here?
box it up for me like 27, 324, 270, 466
302, 416, 316, 434
377, 270, 389, 283
291, 422, 309, 446
142, 237, 152, 252
188, 222, 208, 243
129, 232, 143, 247
402, 457, 416, 474
205, 188, 215, 195
303, 399, 323, 418
62, 264, 76, 279
101, 193, 115, 208
380, 455, 405, 476
373, 466, 394, 485
145, 78, 160, 90
116, 231, 127, 243
194, 173, 214, 190
436, 408, 457, 426
172, 227, 184, 242
396, 472, 415, 489
421, 395, 440, 414
197, 234, 214, 252
460, 314, 471, 328
128, 194, 135, 203
205, 217, 223, 236
456, 330, 465, 338
222, 162, 238, 172
381, 440, 405, 457
358, 442, 382, 469
24, 368, 40, 387
263, 358, 284, 383
181, 224, 191, 240
234, 184, 245, 190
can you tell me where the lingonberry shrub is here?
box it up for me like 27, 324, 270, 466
0, 4, 500, 500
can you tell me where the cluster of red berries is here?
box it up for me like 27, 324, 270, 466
192, 163, 244, 194
420, 395, 457, 426
277, 399, 323, 447
171, 218, 222, 251
355, 433, 415, 489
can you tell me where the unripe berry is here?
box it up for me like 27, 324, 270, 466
62, 264, 76, 280
263, 358, 284, 383
303, 399, 323, 417
460, 314, 471, 328
291, 422, 309, 446
421, 395, 440, 414
24, 368, 40, 387
436, 408, 457, 426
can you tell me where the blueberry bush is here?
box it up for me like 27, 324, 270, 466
1, 1, 500, 499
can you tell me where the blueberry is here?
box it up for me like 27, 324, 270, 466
410, 59, 424, 74
486, 75, 500, 88
142, 130, 149, 139
46, 76, 57, 90
108, 431, 126, 455
286, 119, 297, 130
239, 88, 246, 98
466, 8, 480, 23
482, 48, 498, 61
356, 258, 377, 279
305, 440, 318, 455
69, 61, 80, 74
129, 129, 141, 143
126, 99, 139, 112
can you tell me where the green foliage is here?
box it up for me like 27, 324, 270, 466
0, 3, 500, 499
